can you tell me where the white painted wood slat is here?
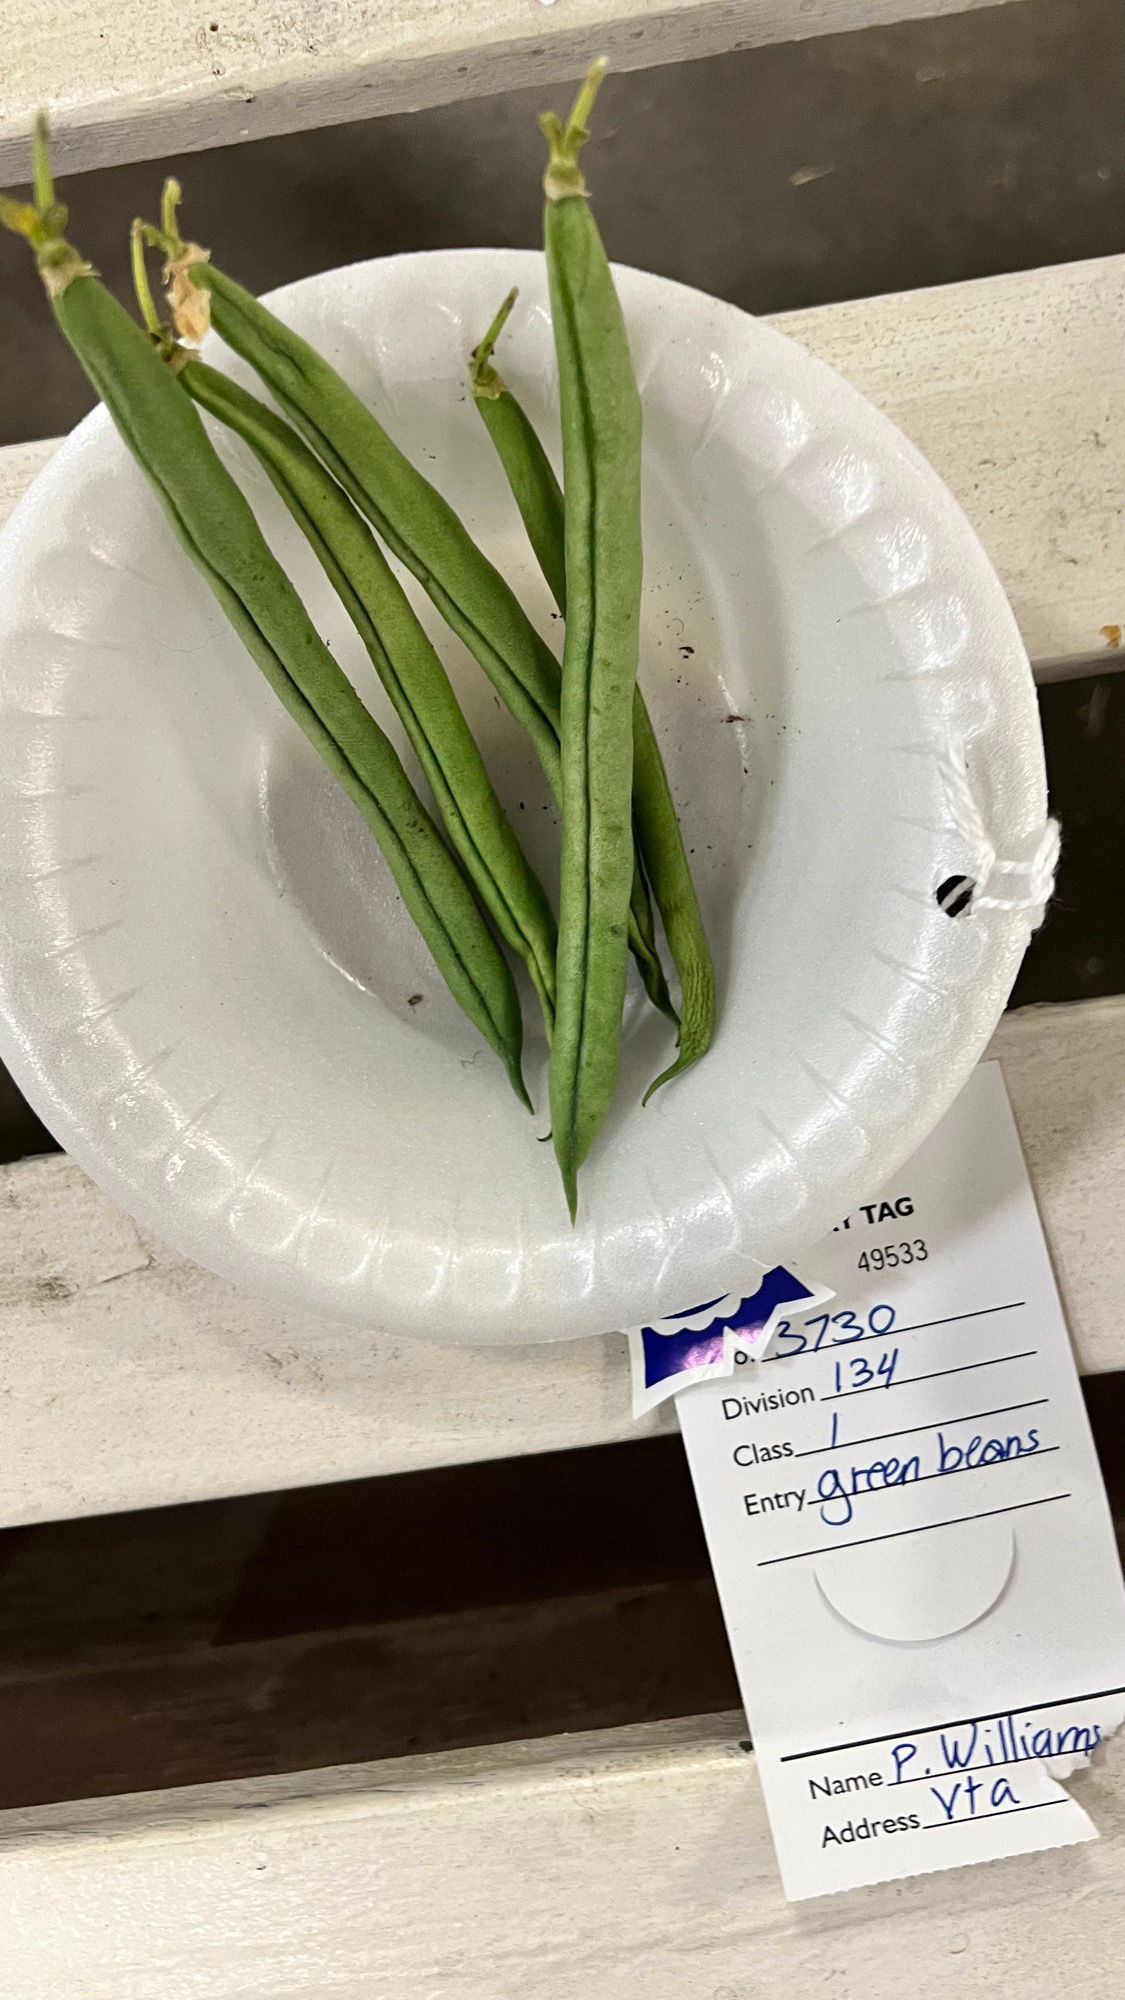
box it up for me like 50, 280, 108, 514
0, 1, 1022, 179
3, 257, 1120, 668
2, 1711, 1123, 1998
1, 998, 1122, 1527
0, 436, 54, 529
780, 257, 1125, 673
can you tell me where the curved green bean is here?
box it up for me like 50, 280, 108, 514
1, 141, 529, 1105
175, 351, 558, 1037
542, 62, 644, 1215
470, 286, 715, 1081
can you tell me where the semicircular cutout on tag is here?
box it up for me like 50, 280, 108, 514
814, 1521, 1015, 1643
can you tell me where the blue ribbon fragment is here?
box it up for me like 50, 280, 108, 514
639, 1266, 818, 1391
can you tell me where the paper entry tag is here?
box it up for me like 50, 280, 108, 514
676, 1062, 1125, 1900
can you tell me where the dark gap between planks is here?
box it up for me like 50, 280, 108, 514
0, 1374, 1121, 1811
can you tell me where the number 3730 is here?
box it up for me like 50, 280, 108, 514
858, 1239, 927, 1273
772, 1303, 895, 1357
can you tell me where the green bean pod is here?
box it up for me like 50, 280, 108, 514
630, 696, 715, 1098
471, 292, 674, 1029
178, 354, 558, 1037
541, 63, 644, 1214
157, 221, 564, 791
151, 198, 669, 1012
470, 288, 569, 613
1, 163, 529, 1105
470, 285, 715, 1080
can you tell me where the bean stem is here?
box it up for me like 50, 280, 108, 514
31, 112, 53, 213
130, 217, 163, 337
470, 287, 569, 634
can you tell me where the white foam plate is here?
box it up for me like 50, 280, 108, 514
0, 250, 1047, 1343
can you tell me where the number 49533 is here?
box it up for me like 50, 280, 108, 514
859, 1239, 927, 1273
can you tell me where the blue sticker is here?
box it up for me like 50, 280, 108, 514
628, 1266, 834, 1415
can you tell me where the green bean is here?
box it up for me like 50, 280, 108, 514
171, 348, 558, 1037
152, 190, 564, 790
470, 288, 569, 612
541, 61, 644, 1215
472, 292, 674, 1029
2, 136, 530, 1106
146, 191, 669, 1012
470, 285, 715, 1084
630, 698, 715, 1097
624, 839, 675, 1024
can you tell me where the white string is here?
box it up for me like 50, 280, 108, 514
937, 750, 1059, 925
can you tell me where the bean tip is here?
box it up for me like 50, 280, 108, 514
509, 1062, 534, 1114
551, 1137, 579, 1220
642, 1035, 709, 1105
470, 286, 519, 396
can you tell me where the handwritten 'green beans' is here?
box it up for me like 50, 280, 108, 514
168, 346, 558, 1037
470, 283, 715, 1092
149, 192, 666, 1011
1, 137, 529, 1105
541, 62, 645, 1214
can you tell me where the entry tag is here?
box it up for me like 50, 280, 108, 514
676, 1062, 1125, 1900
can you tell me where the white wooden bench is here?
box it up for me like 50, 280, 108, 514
0, 0, 1024, 176
1, 4, 1123, 1991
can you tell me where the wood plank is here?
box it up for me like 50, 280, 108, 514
0, 1578, 738, 1808
0, 1397, 1118, 1803
4, 257, 1120, 670
0, 437, 55, 530
2, 1710, 1123, 1998
0, 2, 1021, 179
780, 258, 1125, 673
0, 997, 1122, 1526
